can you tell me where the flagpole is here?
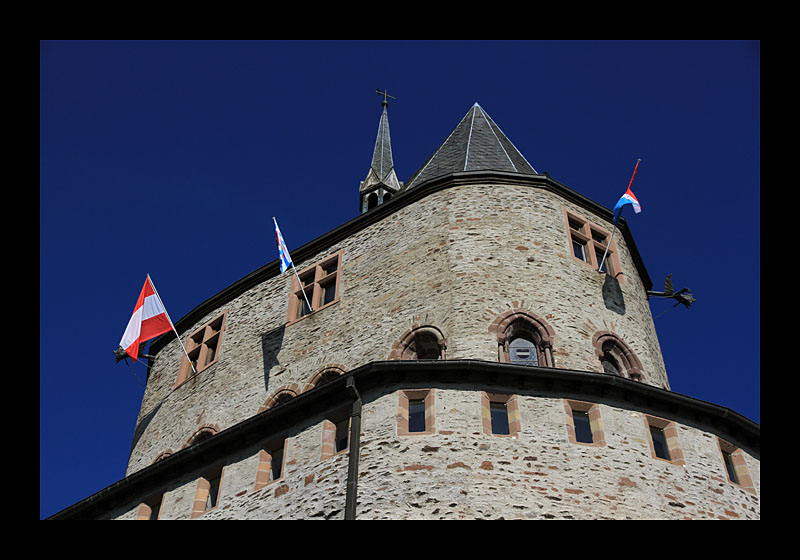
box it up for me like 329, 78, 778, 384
273, 217, 313, 313
291, 264, 314, 314
598, 159, 641, 273
147, 274, 197, 375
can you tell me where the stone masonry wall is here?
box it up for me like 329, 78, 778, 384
112, 381, 759, 520
128, 182, 669, 477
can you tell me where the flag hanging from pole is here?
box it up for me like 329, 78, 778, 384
612, 159, 642, 224
119, 276, 172, 362
273, 217, 293, 274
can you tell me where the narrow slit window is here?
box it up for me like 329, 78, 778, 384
206, 473, 221, 510
650, 426, 670, 460
408, 399, 426, 433
722, 450, 739, 484
490, 401, 510, 435
572, 410, 593, 443
270, 446, 284, 481
335, 419, 349, 453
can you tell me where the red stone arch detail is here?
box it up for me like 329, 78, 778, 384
591, 331, 645, 381
259, 383, 301, 413
303, 364, 348, 392
184, 424, 221, 448
151, 450, 174, 464
388, 325, 447, 360
489, 309, 556, 367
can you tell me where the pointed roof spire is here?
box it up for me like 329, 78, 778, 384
403, 102, 538, 190
360, 90, 401, 194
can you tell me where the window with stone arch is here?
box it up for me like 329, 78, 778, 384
258, 384, 301, 413
303, 364, 347, 392
184, 425, 221, 449
591, 331, 645, 381
389, 325, 447, 360
489, 310, 556, 368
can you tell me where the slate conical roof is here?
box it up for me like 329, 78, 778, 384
360, 104, 401, 193
403, 103, 538, 190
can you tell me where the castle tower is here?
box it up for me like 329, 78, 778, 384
49, 102, 759, 520
360, 91, 401, 212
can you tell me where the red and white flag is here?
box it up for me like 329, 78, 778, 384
119, 276, 172, 361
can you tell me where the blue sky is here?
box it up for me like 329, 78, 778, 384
40, 40, 759, 519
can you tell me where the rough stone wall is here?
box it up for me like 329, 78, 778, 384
113, 383, 759, 520
128, 182, 668, 476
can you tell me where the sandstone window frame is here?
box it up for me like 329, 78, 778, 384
175, 309, 229, 388
591, 331, 645, 382
716, 437, 757, 495
642, 414, 685, 467
321, 406, 352, 461
255, 436, 288, 491
563, 209, 624, 284
490, 310, 556, 368
563, 399, 606, 447
481, 392, 521, 437
136, 492, 166, 520
397, 388, 436, 436
286, 250, 344, 325
191, 464, 225, 518
389, 325, 447, 360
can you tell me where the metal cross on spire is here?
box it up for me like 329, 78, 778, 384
377, 88, 395, 107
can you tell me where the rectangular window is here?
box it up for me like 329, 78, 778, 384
206, 473, 221, 510
270, 446, 284, 481
335, 419, 349, 453
490, 401, 510, 435
572, 238, 586, 261
722, 450, 739, 484
564, 209, 620, 280
177, 310, 228, 387
408, 398, 426, 433
572, 409, 594, 443
649, 426, 671, 460
287, 251, 343, 324
482, 392, 520, 436
398, 389, 435, 436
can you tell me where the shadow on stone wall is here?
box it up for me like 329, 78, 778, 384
261, 324, 286, 394
602, 274, 626, 315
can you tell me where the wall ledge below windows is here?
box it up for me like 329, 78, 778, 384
46, 359, 759, 520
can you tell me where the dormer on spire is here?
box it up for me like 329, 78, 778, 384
360, 90, 402, 213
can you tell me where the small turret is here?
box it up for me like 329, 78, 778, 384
360, 89, 402, 212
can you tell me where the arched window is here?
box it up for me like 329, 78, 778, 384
508, 332, 540, 366
304, 365, 347, 392
389, 326, 447, 360
592, 332, 645, 381
490, 310, 555, 368
367, 192, 378, 210
259, 384, 301, 413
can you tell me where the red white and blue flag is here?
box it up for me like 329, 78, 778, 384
119, 276, 172, 362
273, 217, 293, 273
612, 159, 642, 224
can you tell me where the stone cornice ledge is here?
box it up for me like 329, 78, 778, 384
47, 359, 759, 520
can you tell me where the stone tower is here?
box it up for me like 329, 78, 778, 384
49, 102, 759, 520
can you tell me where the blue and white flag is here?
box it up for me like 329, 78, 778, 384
273, 217, 293, 273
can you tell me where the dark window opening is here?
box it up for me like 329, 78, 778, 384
408, 399, 426, 432
572, 410, 593, 443
650, 426, 670, 460
490, 402, 510, 435
722, 450, 739, 484
335, 419, 349, 452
